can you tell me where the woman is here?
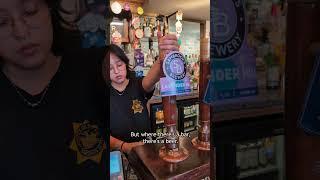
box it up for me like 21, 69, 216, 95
0, 0, 106, 179
109, 33, 179, 154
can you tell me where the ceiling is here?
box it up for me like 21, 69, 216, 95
142, 0, 210, 21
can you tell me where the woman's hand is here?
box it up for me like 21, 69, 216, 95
121, 141, 144, 154
142, 33, 179, 92
158, 33, 179, 56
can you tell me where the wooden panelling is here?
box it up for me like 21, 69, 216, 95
286, 2, 320, 180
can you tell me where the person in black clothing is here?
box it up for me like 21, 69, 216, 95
108, 33, 179, 154
0, 0, 106, 179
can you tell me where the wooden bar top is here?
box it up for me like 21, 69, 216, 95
127, 131, 210, 180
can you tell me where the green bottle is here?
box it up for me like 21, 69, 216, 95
264, 50, 280, 90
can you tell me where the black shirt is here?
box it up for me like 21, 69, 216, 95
0, 49, 106, 180
110, 77, 154, 143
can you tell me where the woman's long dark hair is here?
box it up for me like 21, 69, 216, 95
46, 0, 80, 56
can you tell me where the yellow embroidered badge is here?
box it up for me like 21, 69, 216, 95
132, 99, 143, 114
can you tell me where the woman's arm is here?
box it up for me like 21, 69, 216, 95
142, 34, 179, 92
110, 135, 144, 154
110, 135, 124, 151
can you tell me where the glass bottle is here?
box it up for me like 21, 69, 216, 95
265, 137, 276, 165
236, 144, 242, 171
247, 142, 259, 169
239, 144, 249, 171
264, 48, 280, 90
258, 140, 268, 167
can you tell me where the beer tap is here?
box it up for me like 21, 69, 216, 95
157, 17, 189, 163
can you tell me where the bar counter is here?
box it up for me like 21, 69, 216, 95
127, 131, 210, 180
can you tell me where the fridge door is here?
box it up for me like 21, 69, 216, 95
178, 100, 199, 133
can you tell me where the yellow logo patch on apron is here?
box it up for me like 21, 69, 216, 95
132, 99, 143, 114
70, 120, 105, 164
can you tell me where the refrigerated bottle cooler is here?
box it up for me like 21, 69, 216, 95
150, 98, 199, 134
213, 113, 285, 180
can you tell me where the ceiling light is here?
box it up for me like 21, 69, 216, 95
111, 1, 122, 14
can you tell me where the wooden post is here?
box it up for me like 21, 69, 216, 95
286, 1, 320, 180
192, 38, 211, 151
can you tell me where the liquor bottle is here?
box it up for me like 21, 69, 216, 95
144, 17, 152, 38
164, 20, 169, 35
145, 49, 153, 67
239, 144, 249, 171
264, 47, 280, 90
247, 142, 259, 169
265, 138, 276, 164
154, 20, 159, 37
236, 145, 242, 171
258, 140, 268, 167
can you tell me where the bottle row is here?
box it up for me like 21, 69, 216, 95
236, 137, 277, 171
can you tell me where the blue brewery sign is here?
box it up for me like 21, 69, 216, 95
212, 0, 245, 59
205, 0, 258, 104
